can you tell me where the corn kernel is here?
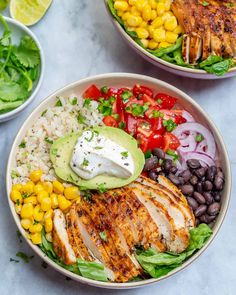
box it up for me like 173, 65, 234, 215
122, 12, 131, 21
136, 27, 149, 39
130, 6, 140, 16
29, 170, 42, 183
33, 205, 44, 222
21, 218, 32, 230
12, 183, 22, 192
11, 190, 22, 204
140, 38, 149, 48
127, 15, 142, 26
64, 186, 80, 200
34, 184, 44, 194
29, 223, 43, 233
24, 196, 37, 205
159, 41, 171, 48
44, 209, 53, 220
45, 218, 53, 233
156, 2, 165, 15
165, 31, 178, 43
50, 193, 58, 209
162, 11, 174, 21
53, 180, 64, 194
149, 0, 157, 9
21, 181, 34, 194
150, 9, 157, 20
139, 20, 148, 28
148, 40, 158, 49
37, 190, 49, 203
148, 25, 155, 38
152, 16, 164, 28
142, 4, 151, 21
164, 0, 171, 10
41, 197, 51, 212
46, 232, 52, 242
164, 16, 177, 31
129, 0, 137, 4
58, 195, 72, 211
135, 0, 146, 11
14, 203, 22, 214
43, 182, 53, 194
21, 203, 34, 219
173, 25, 183, 34
31, 232, 42, 244
153, 28, 166, 42
114, 1, 129, 11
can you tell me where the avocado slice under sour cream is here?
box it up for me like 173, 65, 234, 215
50, 126, 145, 190
70, 130, 135, 180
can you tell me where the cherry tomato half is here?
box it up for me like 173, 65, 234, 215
103, 116, 118, 127
163, 132, 180, 152
146, 132, 164, 151
83, 84, 101, 101
155, 93, 177, 109
133, 84, 153, 98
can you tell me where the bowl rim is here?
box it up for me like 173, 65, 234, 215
0, 16, 45, 121
104, 0, 236, 77
6, 73, 232, 289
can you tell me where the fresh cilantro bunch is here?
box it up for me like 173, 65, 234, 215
0, 15, 41, 114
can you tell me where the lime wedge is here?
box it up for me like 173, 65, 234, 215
10, 0, 52, 26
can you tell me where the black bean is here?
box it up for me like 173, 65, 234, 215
194, 167, 207, 179
179, 169, 192, 182
196, 182, 203, 193
206, 166, 217, 182
214, 174, 224, 191
163, 159, 173, 172
186, 197, 198, 210
144, 156, 158, 171
193, 192, 206, 204
180, 184, 194, 196
203, 192, 214, 205
190, 175, 198, 186
194, 204, 207, 217
203, 180, 213, 191
200, 214, 216, 224
212, 192, 221, 202
148, 171, 158, 181
152, 148, 165, 159
195, 218, 200, 226
207, 202, 221, 216
169, 166, 178, 174
168, 173, 181, 186
187, 159, 201, 169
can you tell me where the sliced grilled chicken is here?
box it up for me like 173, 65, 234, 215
52, 209, 76, 265
172, 0, 236, 64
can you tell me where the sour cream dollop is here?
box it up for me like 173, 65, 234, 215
70, 130, 135, 180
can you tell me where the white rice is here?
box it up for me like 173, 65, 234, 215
12, 94, 104, 184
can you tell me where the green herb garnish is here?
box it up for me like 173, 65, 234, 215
121, 90, 132, 103
201, 1, 209, 6
100, 86, 108, 94
41, 110, 47, 116
195, 134, 204, 142
94, 146, 103, 150
10, 258, 19, 263
11, 170, 20, 179
85, 131, 95, 142
82, 158, 89, 167
99, 231, 107, 241
71, 97, 77, 105
112, 113, 119, 120
166, 149, 178, 161
16, 252, 34, 263
144, 150, 152, 159
55, 99, 62, 106
163, 119, 177, 132
16, 230, 22, 243
77, 112, 86, 124
118, 121, 126, 129
98, 183, 107, 193
131, 103, 149, 117
45, 137, 53, 144
19, 141, 26, 148
83, 98, 92, 108
121, 151, 128, 158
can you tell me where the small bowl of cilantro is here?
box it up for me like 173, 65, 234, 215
0, 15, 44, 122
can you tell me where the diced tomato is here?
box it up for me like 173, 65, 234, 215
137, 119, 152, 137
83, 84, 101, 101
125, 114, 137, 135
116, 92, 125, 122
142, 94, 157, 106
155, 93, 177, 109
103, 116, 118, 127
101, 87, 117, 99
137, 133, 149, 152
163, 132, 180, 152
160, 109, 186, 125
149, 117, 165, 134
145, 105, 160, 118
133, 84, 153, 98
146, 132, 164, 151
175, 115, 187, 124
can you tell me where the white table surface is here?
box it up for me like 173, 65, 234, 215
0, 1, 235, 294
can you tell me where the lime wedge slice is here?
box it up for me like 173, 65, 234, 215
10, 0, 52, 26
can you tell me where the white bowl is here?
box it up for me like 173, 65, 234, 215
104, 1, 236, 80
0, 16, 44, 122
6, 73, 231, 289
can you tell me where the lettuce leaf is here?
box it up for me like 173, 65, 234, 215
147, 36, 183, 58
200, 58, 234, 76
136, 224, 213, 278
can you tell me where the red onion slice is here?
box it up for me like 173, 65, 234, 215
178, 131, 197, 153
182, 152, 215, 167
182, 111, 195, 123
173, 122, 216, 159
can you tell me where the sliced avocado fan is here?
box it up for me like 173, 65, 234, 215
50, 126, 145, 190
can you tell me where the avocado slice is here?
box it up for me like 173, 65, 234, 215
50, 126, 145, 190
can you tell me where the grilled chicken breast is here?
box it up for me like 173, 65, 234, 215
52, 176, 195, 282
172, 0, 236, 64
